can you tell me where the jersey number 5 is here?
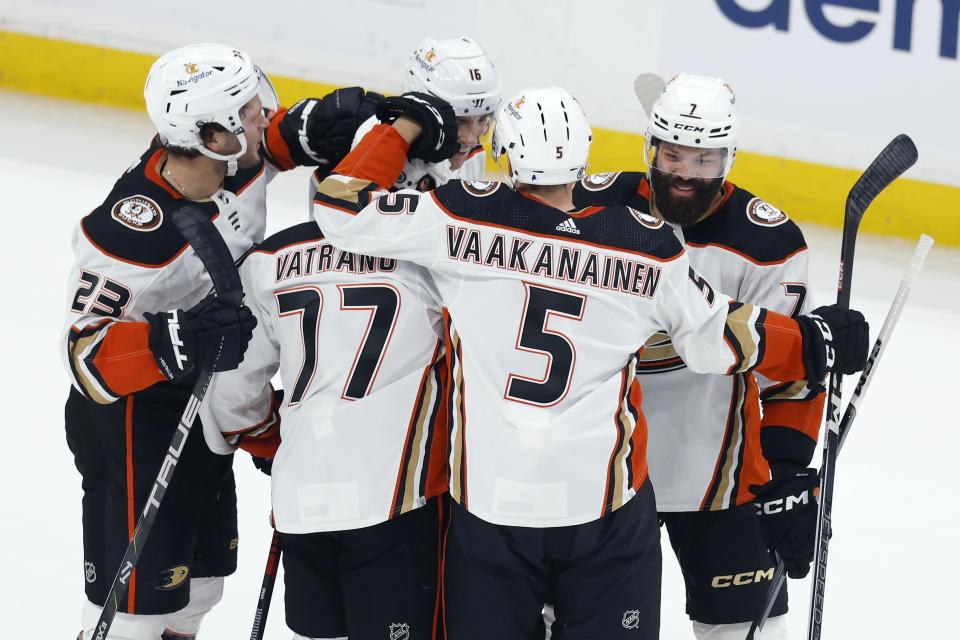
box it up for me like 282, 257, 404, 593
505, 283, 586, 407
276, 284, 400, 405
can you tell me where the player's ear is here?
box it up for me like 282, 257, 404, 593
204, 128, 241, 155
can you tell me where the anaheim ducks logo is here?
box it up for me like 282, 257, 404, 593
746, 197, 788, 227
462, 180, 501, 197
628, 207, 663, 229
156, 564, 189, 590
580, 172, 621, 191
111, 195, 163, 231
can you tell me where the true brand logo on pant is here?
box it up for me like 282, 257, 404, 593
389, 623, 410, 640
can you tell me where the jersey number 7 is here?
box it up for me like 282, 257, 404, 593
276, 284, 400, 405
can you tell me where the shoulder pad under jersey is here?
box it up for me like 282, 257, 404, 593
683, 183, 807, 264
432, 180, 683, 261
255, 221, 324, 255
80, 147, 219, 268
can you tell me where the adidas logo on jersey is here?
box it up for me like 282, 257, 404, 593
555, 218, 581, 235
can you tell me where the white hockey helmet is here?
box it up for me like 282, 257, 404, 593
144, 43, 278, 169
644, 73, 738, 179
404, 36, 501, 117
491, 87, 592, 186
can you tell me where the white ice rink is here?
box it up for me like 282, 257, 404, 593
2, 91, 957, 639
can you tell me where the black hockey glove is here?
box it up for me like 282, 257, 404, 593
375, 91, 459, 163
146, 294, 256, 380
274, 87, 383, 172
750, 467, 821, 579
796, 305, 869, 388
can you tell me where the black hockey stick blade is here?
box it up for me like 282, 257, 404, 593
836, 134, 917, 307
746, 560, 787, 639
250, 530, 283, 640
845, 134, 918, 225
171, 205, 243, 308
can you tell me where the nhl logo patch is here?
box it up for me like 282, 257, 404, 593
622, 609, 640, 629
462, 180, 501, 197
746, 197, 788, 227
389, 623, 410, 640
580, 171, 621, 191
112, 195, 163, 231
84, 561, 96, 584
628, 207, 664, 229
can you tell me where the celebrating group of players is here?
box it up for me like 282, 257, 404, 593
62, 36, 869, 640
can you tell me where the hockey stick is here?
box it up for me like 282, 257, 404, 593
746, 233, 933, 639
806, 134, 918, 640
633, 72, 666, 118
250, 530, 283, 640
93, 205, 243, 640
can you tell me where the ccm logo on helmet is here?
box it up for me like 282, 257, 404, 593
673, 124, 705, 132
711, 568, 775, 589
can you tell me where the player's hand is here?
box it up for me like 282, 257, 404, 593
797, 305, 869, 387
276, 87, 383, 172
376, 92, 459, 163
251, 454, 273, 476
750, 467, 820, 579
146, 294, 256, 379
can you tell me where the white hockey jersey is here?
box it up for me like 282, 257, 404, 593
199, 222, 448, 533
62, 141, 280, 405
575, 172, 825, 511
310, 124, 815, 528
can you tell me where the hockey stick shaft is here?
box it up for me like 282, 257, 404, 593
93, 206, 243, 640
250, 530, 282, 640
807, 134, 917, 640
747, 233, 932, 639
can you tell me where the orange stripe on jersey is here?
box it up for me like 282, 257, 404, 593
519, 191, 604, 219
761, 393, 826, 442
428, 191, 686, 264
752, 310, 807, 383
145, 149, 185, 200
627, 377, 649, 490
333, 124, 411, 190
686, 242, 807, 267
232, 162, 266, 196
89, 322, 166, 397
125, 396, 137, 613
465, 144, 484, 160
733, 377, 766, 507
263, 107, 296, 171
425, 346, 451, 501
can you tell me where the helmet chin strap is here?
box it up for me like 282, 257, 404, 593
197, 130, 248, 177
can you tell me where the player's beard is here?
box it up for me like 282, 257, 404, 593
650, 168, 724, 227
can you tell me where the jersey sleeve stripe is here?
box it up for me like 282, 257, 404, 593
68, 322, 120, 404
699, 374, 748, 511
85, 322, 165, 398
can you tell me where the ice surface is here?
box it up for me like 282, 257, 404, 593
2, 91, 956, 638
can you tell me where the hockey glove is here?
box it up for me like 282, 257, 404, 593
796, 305, 869, 388
750, 467, 820, 579
146, 294, 256, 380
273, 87, 383, 173
375, 92, 459, 163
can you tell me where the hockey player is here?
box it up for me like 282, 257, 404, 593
572, 73, 825, 639
63, 43, 379, 640
327, 35, 500, 195
309, 87, 869, 638
198, 217, 448, 640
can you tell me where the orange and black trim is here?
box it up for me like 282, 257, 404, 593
68, 320, 165, 403
700, 375, 748, 511
601, 356, 646, 516
444, 310, 469, 509
124, 395, 138, 613
723, 302, 768, 375
390, 340, 448, 517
